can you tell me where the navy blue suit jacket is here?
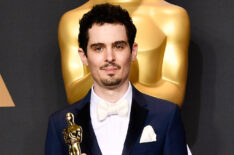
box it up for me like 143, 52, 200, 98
45, 86, 187, 155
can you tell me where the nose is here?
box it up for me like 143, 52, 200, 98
105, 47, 115, 62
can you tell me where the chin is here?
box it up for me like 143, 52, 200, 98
101, 78, 122, 87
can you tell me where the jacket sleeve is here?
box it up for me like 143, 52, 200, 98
45, 115, 66, 155
163, 105, 188, 155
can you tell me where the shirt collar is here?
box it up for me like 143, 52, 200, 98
90, 82, 133, 118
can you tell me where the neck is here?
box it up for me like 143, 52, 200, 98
93, 80, 130, 103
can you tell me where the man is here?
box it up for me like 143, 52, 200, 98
45, 3, 188, 155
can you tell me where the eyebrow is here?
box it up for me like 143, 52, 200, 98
113, 40, 128, 45
89, 40, 128, 48
90, 43, 105, 48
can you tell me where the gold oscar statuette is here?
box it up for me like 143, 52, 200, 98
63, 112, 83, 155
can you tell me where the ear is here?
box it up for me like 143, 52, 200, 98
78, 48, 88, 66
131, 43, 138, 61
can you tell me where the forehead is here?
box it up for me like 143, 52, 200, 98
87, 23, 128, 44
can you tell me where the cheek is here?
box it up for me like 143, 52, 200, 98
87, 55, 102, 67
118, 56, 132, 72
87, 57, 104, 77
88, 61, 99, 72
121, 53, 132, 65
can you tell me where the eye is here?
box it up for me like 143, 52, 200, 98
115, 44, 123, 49
90, 44, 104, 52
95, 46, 102, 51
114, 43, 125, 50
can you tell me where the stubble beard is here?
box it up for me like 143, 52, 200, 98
101, 76, 122, 87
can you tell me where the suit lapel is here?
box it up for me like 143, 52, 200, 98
122, 87, 149, 155
75, 92, 102, 155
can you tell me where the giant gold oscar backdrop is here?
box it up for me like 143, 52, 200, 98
58, 0, 190, 107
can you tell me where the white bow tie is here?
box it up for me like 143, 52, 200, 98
97, 99, 129, 121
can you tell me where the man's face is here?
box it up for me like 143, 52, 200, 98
79, 23, 137, 89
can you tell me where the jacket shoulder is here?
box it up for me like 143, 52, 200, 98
133, 86, 178, 113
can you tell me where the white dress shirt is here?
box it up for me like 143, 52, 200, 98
90, 83, 132, 155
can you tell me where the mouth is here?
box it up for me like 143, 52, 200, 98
100, 63, 121, 74
105, 67, 118, 71
103, 68, 118, 75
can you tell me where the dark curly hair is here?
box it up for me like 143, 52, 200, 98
78, 3, 137, 55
